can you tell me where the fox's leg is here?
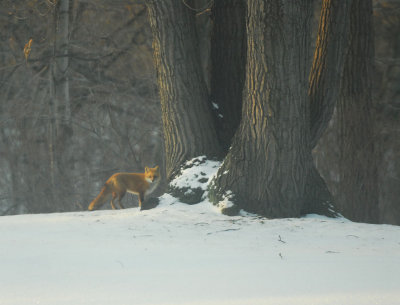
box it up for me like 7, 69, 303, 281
117, 191, 126, 209
110, 192, 117, 210
138, 193, 144, 210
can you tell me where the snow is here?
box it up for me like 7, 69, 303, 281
169, 156, 220, 191
1, 161, 400, 305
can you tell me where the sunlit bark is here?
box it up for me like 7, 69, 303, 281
146, 0, 221, 180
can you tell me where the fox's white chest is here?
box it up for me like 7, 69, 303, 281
145, 178, 160, 196
126, 178, 160, 197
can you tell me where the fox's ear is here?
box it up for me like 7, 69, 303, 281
155, 165, 159, 170
145, 166, 149, 173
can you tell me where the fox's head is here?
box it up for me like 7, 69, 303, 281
145, 166, 160, 183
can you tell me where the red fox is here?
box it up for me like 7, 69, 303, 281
88, 166, 160, 211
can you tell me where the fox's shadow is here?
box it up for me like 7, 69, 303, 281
140, 197, 160, 211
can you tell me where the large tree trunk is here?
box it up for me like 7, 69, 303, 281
302, 0, 352, 216
209, 0, 313, 217
309, 0, 352, 148
146, 0, 221, 181
210, 0, 246, 152
210, 0, 352, 218
336, 0, 379, 223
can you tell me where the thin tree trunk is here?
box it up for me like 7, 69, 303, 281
48, 0, 71, 211
48, 69, 58, 208
146, 0, 221, 180
53, 0, 71, 135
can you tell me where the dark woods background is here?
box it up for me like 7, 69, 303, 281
0, 0, 162, 214
0, 0, 399, 225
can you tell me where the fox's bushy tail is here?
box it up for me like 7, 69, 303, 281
88, 184, 111, 211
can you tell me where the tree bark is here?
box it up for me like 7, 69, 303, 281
146, 0, 221, 181
336, 0, 379, 223
302, 0, 353, 216
309, 0, 352, 148
209, 0, 313, 217
210, 0, 353, 218
210, 0, 246, 152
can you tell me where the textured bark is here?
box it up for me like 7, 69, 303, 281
209, 0, 313, 217
336, 0, 379, 223
302, 166, 339, 217
146, 0, 221, 180
302, 0, 353, 216
309, 0, 352, 148
210, 0, 246, 152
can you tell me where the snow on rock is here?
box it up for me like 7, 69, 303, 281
168, 156, 220, 204
169, 156, 220, 190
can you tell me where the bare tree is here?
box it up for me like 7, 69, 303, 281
209, 0, 351, 217
146, 0, 221, 181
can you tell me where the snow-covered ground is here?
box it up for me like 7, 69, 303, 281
1, 158, 399, 305
1, 194, 399, 305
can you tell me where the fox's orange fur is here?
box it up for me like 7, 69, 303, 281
88, 166, 160, 211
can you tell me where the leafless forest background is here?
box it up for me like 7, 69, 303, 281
0, 0, 399, 224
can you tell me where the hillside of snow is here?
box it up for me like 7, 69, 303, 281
1, 158, 399, 305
